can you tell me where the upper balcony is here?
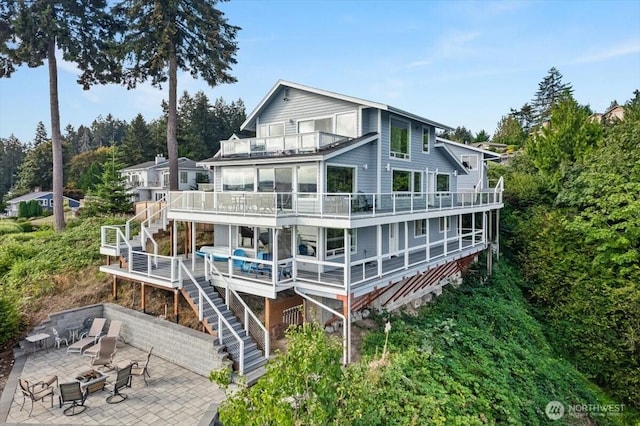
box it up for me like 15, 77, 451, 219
166, 180, 503, 225
219, 132, 346, 158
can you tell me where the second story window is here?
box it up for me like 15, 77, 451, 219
298, 117, 333, 134
393, 170, 422, 193
298, 166, 317, 193
461, 154, 478, 170
257, 122, 285, 138
390, 117, 410, 159
422, 126, 430, 152
222, 167, 254, 191
436, 173, 450, 194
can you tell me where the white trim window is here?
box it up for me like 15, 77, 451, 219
422, 126, 431, 153
297, 110, 358, 138
461, 154, 478, 170
180, 171, 188, 184
222, 167, 254, 191
390, 117, 410, 159
326, 228, 356, 257
439, 216, 452, 233
298, 116, 333, 134
415, 219, 427, 236
436, 173, 450, 195
336, 111, 357, 137
257, 122, 285, 138
393, 169, 422, 193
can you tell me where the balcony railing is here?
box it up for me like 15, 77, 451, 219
220, 131, 346, 157
167, 185, 503, 220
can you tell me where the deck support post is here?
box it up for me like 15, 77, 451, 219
112, 276, 117, 300
265, 298, 272, 341
184, 221, 189, 259
174, 289, 179, 324
141, 283, 146, 313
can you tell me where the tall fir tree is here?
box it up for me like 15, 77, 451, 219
112, 0, 240, 191
531, 67, 574, 128
0, 0, 121, 231
84, 148, 132, 216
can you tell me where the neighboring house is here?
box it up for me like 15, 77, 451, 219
119, 155, 214, 202
590, 104, 625, 123
5, 190, 80, 217
99, 80, 504, 374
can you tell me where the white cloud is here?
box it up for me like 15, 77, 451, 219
572, 40, 640, 64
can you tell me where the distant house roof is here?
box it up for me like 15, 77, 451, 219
5, 191, 79, 204
241, 80, 454, 132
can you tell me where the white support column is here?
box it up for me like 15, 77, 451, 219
443, 216, 448, 257
458, 214, 462, 251
426, 218, 430, 262
191, 221, 196, 270
227, 224, 233, 278
344, 229, 350, 293
472, 211, 476, 247
377, 225, 383, 277
404, 221, 409, 269
496, 209, 500, 261
273, 228, 279, 287
172, 220, 178, 258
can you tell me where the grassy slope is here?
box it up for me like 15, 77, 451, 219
355, 263, 637, 425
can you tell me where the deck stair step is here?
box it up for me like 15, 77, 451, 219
182, 279, 267, 377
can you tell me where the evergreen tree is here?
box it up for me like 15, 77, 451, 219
531, 67, 573, 128
83, 148, 132, 216
0, 135, 25, 198
441, 126, 474, 144
474, 129, 490, 143
121, 114, 152, 165
509, 103, 535, 134
67, 146, 113, 192
0, 0, 121, 231
492, 115, 527, 148
112, 0, 240, 191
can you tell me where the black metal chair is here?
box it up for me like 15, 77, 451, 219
18, 376, 57, 417
59, 381, 87, 416
106, 363, 133, 404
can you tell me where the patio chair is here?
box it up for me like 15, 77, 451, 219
18, 375, 57, 417
52, 327, 68, 349
76, 317, 94, 339
89, 336, 118, 370
106, 363, 133, 404
67, 318, 106, 354
83, 320, 122, 357
58, 381, 87, 416
130, 347, 153, 386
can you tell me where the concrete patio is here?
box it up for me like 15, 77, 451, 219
0, 342, 232, 425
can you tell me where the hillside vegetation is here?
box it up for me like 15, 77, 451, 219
218, 264, 634, 425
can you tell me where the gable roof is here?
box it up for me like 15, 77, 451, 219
242, 80, 453, 132
6, 191, 79, 204
436, 137, 502, 161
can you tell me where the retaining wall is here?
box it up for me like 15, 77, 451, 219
20, 303, 228, 378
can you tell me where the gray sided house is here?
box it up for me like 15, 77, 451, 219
99, 80, 504, 374
119, 155, 214, 202
5, 190, 80, 217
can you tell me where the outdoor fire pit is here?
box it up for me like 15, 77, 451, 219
75, 369, 108, 394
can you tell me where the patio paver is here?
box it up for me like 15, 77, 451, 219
3, 343, 233, 425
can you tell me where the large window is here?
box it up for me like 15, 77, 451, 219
298, 166, 317, 193
258, 168, 274, 192
393, 170, 422, 193
461, 154, 478, 170
390, 118, 410, 159
415, 219, 427, 236
299, 117, 333, 133
257, 122, 285, 138
327, 165, 354, 193
222, 167, 254, 191
422, 126, 430, 152
297, 226, 317, 257
436, 173, 450, 193
326, 228, 356, 257
336, 112, 357, 137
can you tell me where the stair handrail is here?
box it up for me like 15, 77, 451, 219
178, 260, 246, 373
139, 199, 167, 256
494, 176, 504, 203
125, 198, 166, 246
207, 256, 270, 359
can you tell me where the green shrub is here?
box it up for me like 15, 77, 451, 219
0, 296, 21, 347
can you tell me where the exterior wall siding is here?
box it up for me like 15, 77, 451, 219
326, 143, 377, 193
441, 143, 486, 192
258, 87, 361, 136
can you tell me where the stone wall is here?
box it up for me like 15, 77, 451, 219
20, 303, 229, 378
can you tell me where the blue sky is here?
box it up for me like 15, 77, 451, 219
1, 0, 639, 144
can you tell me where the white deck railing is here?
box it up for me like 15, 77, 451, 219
167, 187, 503, 220
178, 262, 247, 373
220, 132, 345, 157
